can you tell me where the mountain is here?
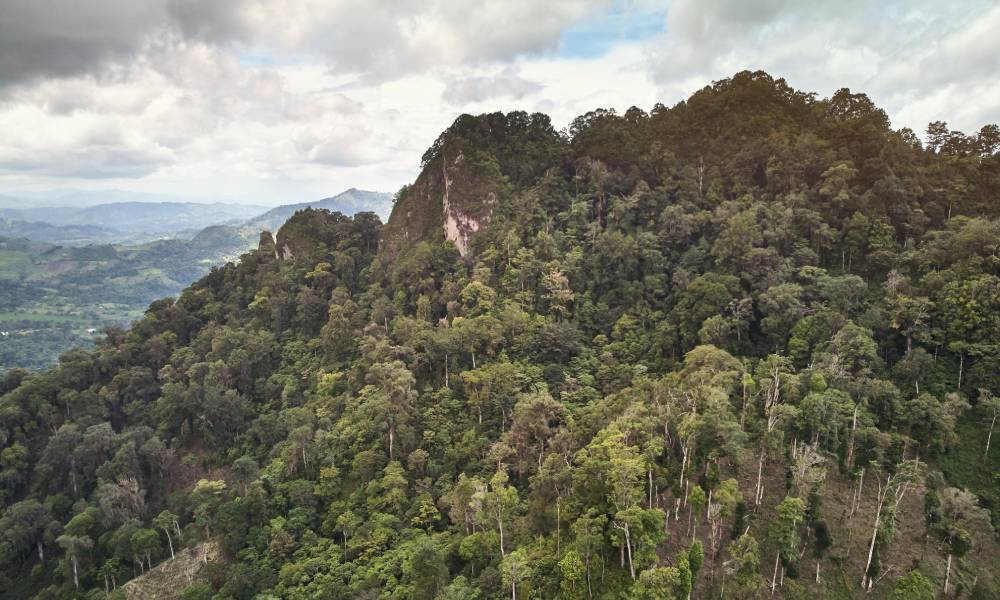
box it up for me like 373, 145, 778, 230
0, 188, 393, 372
0, 189, 220, 208
0, 218, 125, 246
0, 190, 392, 247
245, 188, 393, 231
0, 201, 269, 242
2, 71, 1000, 600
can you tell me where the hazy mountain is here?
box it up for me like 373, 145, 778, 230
0, 201, 269, 237
0, 219, 125, 246
243, 188, 393, 232
0, 189, 392, 246
0, 188, 214, 208
0, 187, 392, 371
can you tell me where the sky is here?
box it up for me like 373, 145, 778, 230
1, 0, 998, 206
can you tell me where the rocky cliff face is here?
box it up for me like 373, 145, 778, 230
380, 111, 561, 259
381, 148, 499, 258
439, 150, 499, 256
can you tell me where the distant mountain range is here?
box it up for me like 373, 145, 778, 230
0, 188, 392, 246
0, 201, 268, 244
0, 188, 392, 371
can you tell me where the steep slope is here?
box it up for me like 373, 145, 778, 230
382, 111, 563, 257
2, 71, 1000, 600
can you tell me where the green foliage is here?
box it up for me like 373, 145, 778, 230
892, 570, 935, 600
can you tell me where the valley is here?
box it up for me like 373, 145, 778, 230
0, 189, 391, 372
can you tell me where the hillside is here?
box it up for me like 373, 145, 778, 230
2, 71, 1000, 600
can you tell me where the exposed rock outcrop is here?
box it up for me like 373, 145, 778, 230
380, 110, 561, 259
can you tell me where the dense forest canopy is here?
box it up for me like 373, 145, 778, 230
2, 71, 1000, 599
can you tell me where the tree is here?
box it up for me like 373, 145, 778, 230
933, 487, 993, 595
571, 510, 607, 599
904, 392, 969, 454
708, 478, 742, 555
630, 566, 682, 600
724, 533, 765, 599
771, 496, 806, 593
812, 518, 832, 583
753, 354, 799, 505
543, 266, 575, 318
980, 389, 1000, 457
130, 528, 161, 572
231, 456, 260, 495
57, 532, 93, 589
0, 499, 54, 562
893, 570, 935, 600
439, 576, 481, 600
476, 468, 520, 556
98, 558, 121, 594
365, 360, 417, 458
153, 511, 181, 559
688, 485, 706, 541
862, 461, 923, 590
501, 547, 532, 600
688, 540, 704, 598
191, 479, 226, 562
558, 550, 586, 600
404, 534, 448, 600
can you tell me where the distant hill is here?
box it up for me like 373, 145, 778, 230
184, 188, 393, 257
243, 188, 393, 232
0, 201, 269, 239
0, 218, 125, 246
0, 189, 392, 246
0, 187, 391, 371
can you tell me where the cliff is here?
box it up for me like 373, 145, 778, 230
381, 111, 564, 258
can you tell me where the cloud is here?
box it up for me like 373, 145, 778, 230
0, 0, 609, 92
0, 0, 222, 91
644, 0, 1000, 134
0, 0, 998, 204
443, 69, 542, 104
0, 111, 176, 179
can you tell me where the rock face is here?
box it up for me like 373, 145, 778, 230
257, 231, 278, 259
381, 149, 499, 258
440, 151, 498, 256
381, 110, 560, 259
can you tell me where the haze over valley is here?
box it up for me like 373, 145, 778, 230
0, 189, 390, 371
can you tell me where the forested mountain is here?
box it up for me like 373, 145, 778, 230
2, 71, 1000, 599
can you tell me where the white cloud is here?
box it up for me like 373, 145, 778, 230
645, 0, 1000, 133
0, 0, 997, 204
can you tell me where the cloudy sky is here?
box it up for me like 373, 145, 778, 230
1, 0, 998, 206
